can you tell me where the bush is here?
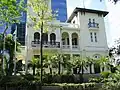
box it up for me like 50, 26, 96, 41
44, 83, 98, 90
61, 74, 75, 83
100, 71, 111, 78
89, 78, 102, 83
43, 74, 53, 83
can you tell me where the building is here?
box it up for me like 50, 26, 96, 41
25, 7, 109, 73
10, 0, 68, 46
51, 0, 67, 22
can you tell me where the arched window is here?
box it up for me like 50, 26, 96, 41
42, 33, 48, 43
72, 33, 78, 45
50, 33, 56, 43
34, 32, 40, 41
62, 32, 69, 45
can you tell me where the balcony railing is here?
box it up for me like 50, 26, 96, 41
31, 41, 60, 48
62, 45, 70, 49
88, 22, 99, 28
72, 45, 79, 49
60, 23, 79, 29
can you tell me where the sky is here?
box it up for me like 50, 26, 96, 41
67, 0, 120, 47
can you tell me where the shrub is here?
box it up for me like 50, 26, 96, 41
100, 71, 111, 78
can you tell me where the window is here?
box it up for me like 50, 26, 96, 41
62, 39, 65, 45
90, 32, 93, 42
89, 18, 91, 23
17, 23, 26, 45
50, 33, 56, 44
94, 32, 97, 42
42, 33, 48, 43
34, 32, 40, 41
73, 20, 75, 24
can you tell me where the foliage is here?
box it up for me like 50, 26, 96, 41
27, 0, 57, 31
0, 0, 26, 33
100, 66, 120, 90
44, 83, 98, 90
0, 34, 21, 75
100, 71, 111, 78
89, 78, 102, 83
30, 57, 40, 75
72, 56, 88, 74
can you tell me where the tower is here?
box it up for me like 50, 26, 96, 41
51, 0, 67, 22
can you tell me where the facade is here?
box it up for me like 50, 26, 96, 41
24, 7, 109, 73
10, 0, 68, 45
51, 0, 67, 22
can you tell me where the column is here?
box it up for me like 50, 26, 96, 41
48, 33, 50, 42
69, 32, 72, 50
92, 64, 95, 73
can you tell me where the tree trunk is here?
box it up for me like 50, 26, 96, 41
49, 67, 52, 75
73, 68, 77, 74
78, 66, 81, 74
8, 49, 14, 76
2, 25, 8, 75
58, 61, 61, 74
33, 64, 35, 75
81, 66, 84, 74
89, 64, 92, 74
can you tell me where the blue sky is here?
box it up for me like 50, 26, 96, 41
67, 0, 120, 47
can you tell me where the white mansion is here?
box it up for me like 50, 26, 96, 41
19, 7, 109, 73
25, 7, 108, 59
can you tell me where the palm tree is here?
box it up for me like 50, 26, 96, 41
97, 56, 110, 72
86, 57, 94, 74
61, 55, 73, 74
72, 56, 88, 74
31, 57, 39, 75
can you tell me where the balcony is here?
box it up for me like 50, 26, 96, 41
61, 45, 79, 50
62, 45, 70, 49
31, 41, 60, 48
60, 23, 79, 29
72, 45, 79, 49
88, 22, 99, 30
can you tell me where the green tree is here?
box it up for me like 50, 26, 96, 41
0, 34, 21, 75
86, 57, 94, 74
43, 55, 54, 75
97, 56, 110, 72
72, 56, 88, 74
31, 57, 39, 75
0, 0, 26, 75
27, 0, 57, 86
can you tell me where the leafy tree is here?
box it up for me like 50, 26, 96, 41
0, 34, 21, 75
31, 57, 39, 75
27, 0, 57, 85
0, 0, 26, 34
86, 57, 94, 74
0, 0, 26, 75
72, 56, 88, 74
61, 55, 73, 74
43, 55, 54, 75
97, 56, 110, 72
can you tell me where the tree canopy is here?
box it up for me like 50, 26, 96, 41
0, 0, 26, 33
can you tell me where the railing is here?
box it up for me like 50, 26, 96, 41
62, 45, 79, 49
72, 45, 79, 49
60, 23, 79, 29
88, 22, 99, 28
61, 45, 70, 49
31, 41, 60, 48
